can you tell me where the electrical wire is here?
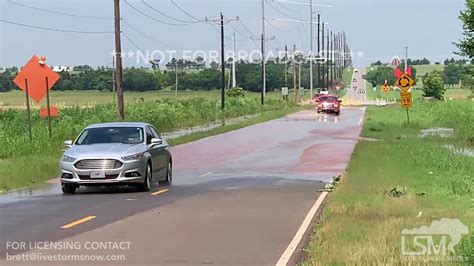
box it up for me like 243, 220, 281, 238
227, 22, 251, 42
124, 0, 192, 26
237, 19, 260, 49
265, 18, 291, 33
265, 0, 301, 21
169, 0, 207, 23
276, 1, 300, 13
141, 0, 198, 24
123, 20, 179, 50
6, 0, 113, 20
297, 23, 306, 50
0, 18, 114, 34
122, 32, 145, 51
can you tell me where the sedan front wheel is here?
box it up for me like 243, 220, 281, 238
160, 162, 172, 185
139, 163, 152, 192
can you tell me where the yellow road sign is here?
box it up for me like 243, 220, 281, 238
381, 84, 391, 93
401, 92, 412, 108
395, 73, 415, 92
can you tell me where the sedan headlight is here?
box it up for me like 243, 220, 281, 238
122, 152, 144, 161
62, 155, 76, 162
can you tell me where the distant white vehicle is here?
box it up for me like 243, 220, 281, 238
52, 66, 73, 72
320, 90, 329, 95
353, 68, 359, 73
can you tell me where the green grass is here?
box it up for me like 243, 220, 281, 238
414, 64, 445, 77
303, 100, 474, 265
0, 90, 226, 108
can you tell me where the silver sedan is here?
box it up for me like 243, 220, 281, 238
60, 122, 172, 194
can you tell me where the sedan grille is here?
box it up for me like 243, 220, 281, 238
74, 159, 123, 170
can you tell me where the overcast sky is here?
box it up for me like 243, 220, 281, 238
0, 0, 467, 68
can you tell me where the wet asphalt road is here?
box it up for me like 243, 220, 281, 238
0, 108, 364, 265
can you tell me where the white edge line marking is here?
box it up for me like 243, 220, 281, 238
276, 192, 328, 266
358, 106, 367, 126
200, 171, 213, 177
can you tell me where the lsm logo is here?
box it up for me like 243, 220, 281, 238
401, 218, 468, 261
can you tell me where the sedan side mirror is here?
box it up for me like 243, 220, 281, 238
150, 138, 163, 146
64, 140, 73, 148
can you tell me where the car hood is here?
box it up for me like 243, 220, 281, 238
65, 143, 145, 159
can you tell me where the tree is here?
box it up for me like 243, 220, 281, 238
149, 59, 160, 70
0, 70, 14, 92
364, 66, 417, 88
422, 72, 446, 100
371, 60, 383, 66
456, 0, 474, 59
210, 61, 219, 69
461, 64, 474, 91
123, 68, 158, 91
442, 64, 463, 86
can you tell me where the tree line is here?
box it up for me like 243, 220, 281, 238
0, 59, 343, 93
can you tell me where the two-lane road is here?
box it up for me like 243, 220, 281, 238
1, 107, 364, 265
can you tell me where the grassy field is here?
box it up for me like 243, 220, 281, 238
0, 90, 224, 108
303, 100, 473, 264
0, 91, 303, 192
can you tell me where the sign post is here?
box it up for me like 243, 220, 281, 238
395, 73, 414, 125
13, 55, 60, 141
282, 87, 289, 109
45, 77, 52, 139
24, 79, 33, 142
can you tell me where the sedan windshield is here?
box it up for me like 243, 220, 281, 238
320, 97, 338, 102
76, 127, 144, 145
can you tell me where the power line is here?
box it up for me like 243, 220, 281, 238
265, 18, 291, 32
169, 0, 207, 23
227, 22, 251, 42
141, 0, 198, 24
0, 18, 114, 34
122, 32, 145, 51
124, 0, 191, 26
123, 20, 179, 49
237, 19, 260, 48
297, 23, 306, 50
6, 0, 113, 20
265, 0, 300, 21
276, 1, 300, 13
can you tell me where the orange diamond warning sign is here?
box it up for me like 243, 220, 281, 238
13, 55, 60, 103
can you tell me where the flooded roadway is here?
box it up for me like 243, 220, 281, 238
1, 107, 364, 265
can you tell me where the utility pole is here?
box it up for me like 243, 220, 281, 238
326, 28, 330, 90
316, 14, 320, 92
220, 13, 226, 110
175, 62, 178, 99
261, 0, 266, 105
293, 44, 297, 102
309, 0, 313, 98
284, 45, 288, 88
232, 32, 236, 88
298, 57, 301, 101
342, 31, 346, 69
112, 55, 115, 99
321, 23, 325, 90
405, 46, 409, 71
330, 30, 334, 90
206, 14, 238, 110
114, 0, 124, 120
